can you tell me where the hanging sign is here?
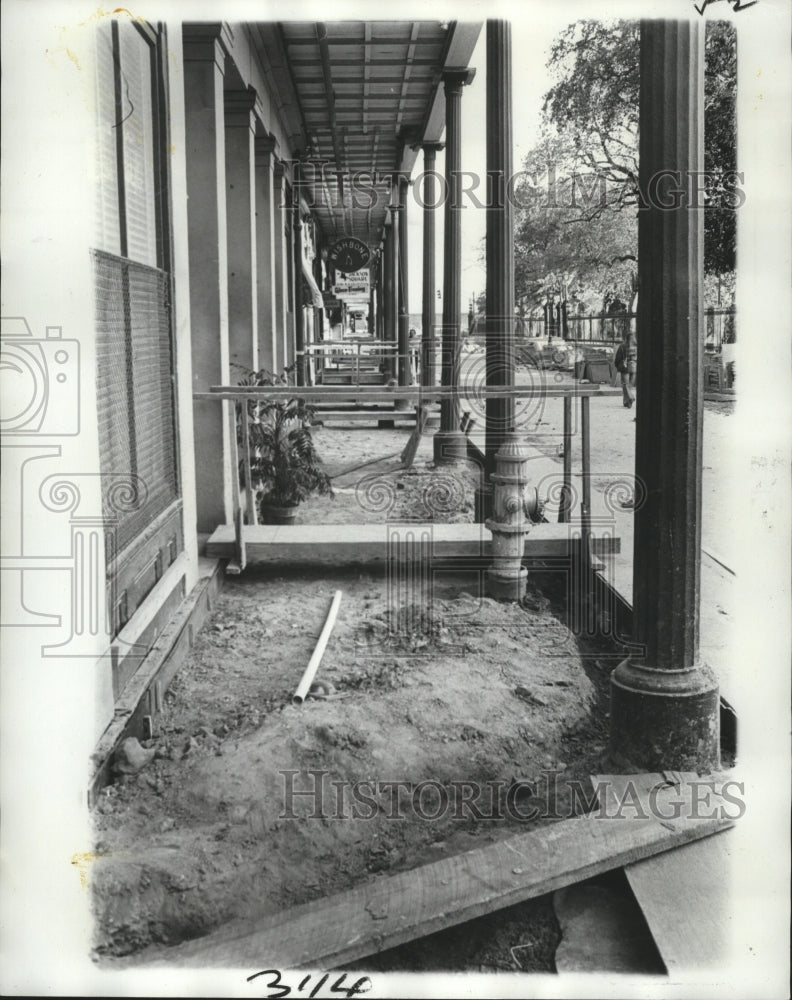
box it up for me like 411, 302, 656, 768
328, 237, 371, 274
333, 270, 370, 296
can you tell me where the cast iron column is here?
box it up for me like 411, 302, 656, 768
375, 249, 384, 340
434, 68, 475, 465
292, 163, 305, 386
485, 21, 515, 475
388, 174, 401, 382
382, 219, 395, 377
421, 142, 443, 388
368, 274, 375, 336
397, 173, 411, 394
610, 19, 720, 771
272, 160, 289, 373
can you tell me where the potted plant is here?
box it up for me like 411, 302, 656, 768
236, 367, 333, 525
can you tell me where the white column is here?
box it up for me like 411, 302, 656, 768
225, 87, 258, 374
255, 134, 278, 375
183, 24, 232, 531
273, 160, 289, 375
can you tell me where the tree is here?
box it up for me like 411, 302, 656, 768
534, 19, 737, 280
513, 131, 639, 313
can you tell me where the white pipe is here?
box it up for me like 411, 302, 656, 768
293, 590, 343, 705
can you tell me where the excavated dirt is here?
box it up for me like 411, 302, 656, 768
91, 563, 620, 969
300, 423, 480, 525
90, 406, 638, 971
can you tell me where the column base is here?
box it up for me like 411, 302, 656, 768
433, 430, 467, 465
424, 406, 441, 428
610, 658, 720, 772
486, 567, 527, 602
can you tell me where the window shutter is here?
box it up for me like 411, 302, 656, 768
94, 252, 177, 554
118, 22, 157, 267
94, 22, 121, 256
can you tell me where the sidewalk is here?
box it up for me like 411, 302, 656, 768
463, 371, 738, 710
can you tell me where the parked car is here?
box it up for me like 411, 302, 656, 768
516, 338, 584, 371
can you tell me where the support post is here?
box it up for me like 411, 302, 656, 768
225, 87, 258, 374
273, 160, 288, 375
434, 68, 475, 465
382, 220, 395, 378
485, 20, 515, 475
421, 142, 443, 388
388, 175, 401, 382
183, 23, 232, 532
292, 163, 306, 386
610, 19, 720, 771
485, 433, 536, 601
397, 174, 411, 394
255, 134, 278, 375
559, 395, 573, 523
375, 250, 384, 340
368, 276, 375, 337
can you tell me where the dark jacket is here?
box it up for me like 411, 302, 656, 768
614, 337, 637, 374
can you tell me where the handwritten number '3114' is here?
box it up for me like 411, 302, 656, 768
246, 970, 373, 998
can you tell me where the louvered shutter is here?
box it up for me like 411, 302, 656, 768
92, 21, 181, 637
94, 21, 121, 256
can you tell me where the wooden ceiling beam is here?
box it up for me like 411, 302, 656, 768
288, 57, 440, 67
282, 36, 445, 47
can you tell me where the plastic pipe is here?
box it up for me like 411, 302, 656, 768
293, 590, 343, 705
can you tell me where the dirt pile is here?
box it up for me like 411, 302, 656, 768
91, 567, 612, 964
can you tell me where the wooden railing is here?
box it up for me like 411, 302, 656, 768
196, 382, 623, 574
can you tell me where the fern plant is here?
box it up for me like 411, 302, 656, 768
236, 366, 333, 510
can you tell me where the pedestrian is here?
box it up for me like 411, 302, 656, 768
408, 328, 420, 384
614, 330, 637, 409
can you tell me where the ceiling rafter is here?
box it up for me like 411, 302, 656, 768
279, 34, 444, 46
266, 20, 480, 250
395, 23, 421, 136
315, 22, 351, 236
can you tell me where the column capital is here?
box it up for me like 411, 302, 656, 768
442, 67, 476, 92
225, 86, 258, 130
420, 141, 445, 155
255, 133, 279, 165
183, 22, 233, 71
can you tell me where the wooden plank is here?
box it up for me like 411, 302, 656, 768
203, 385, 623, 400
227, 505, 246, 575
226, 400, 244, 576
204, 520, 620, 563
312, 410, 416, 423
594, 773, 737, 973
240, 401, 257, 528
88, 562, 223, 806
399, 406, 429, 467
139, 803, 731, 968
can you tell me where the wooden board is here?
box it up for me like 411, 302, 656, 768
137, 802, 731, 968
204, 521, 619, 564
311, 410, 417, 423
89, 560, 223, 805
201, 386, 623, 401
399, 406, 430, 467
594, 773, 737, 973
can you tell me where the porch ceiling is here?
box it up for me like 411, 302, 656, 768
251, 20, 482, 249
